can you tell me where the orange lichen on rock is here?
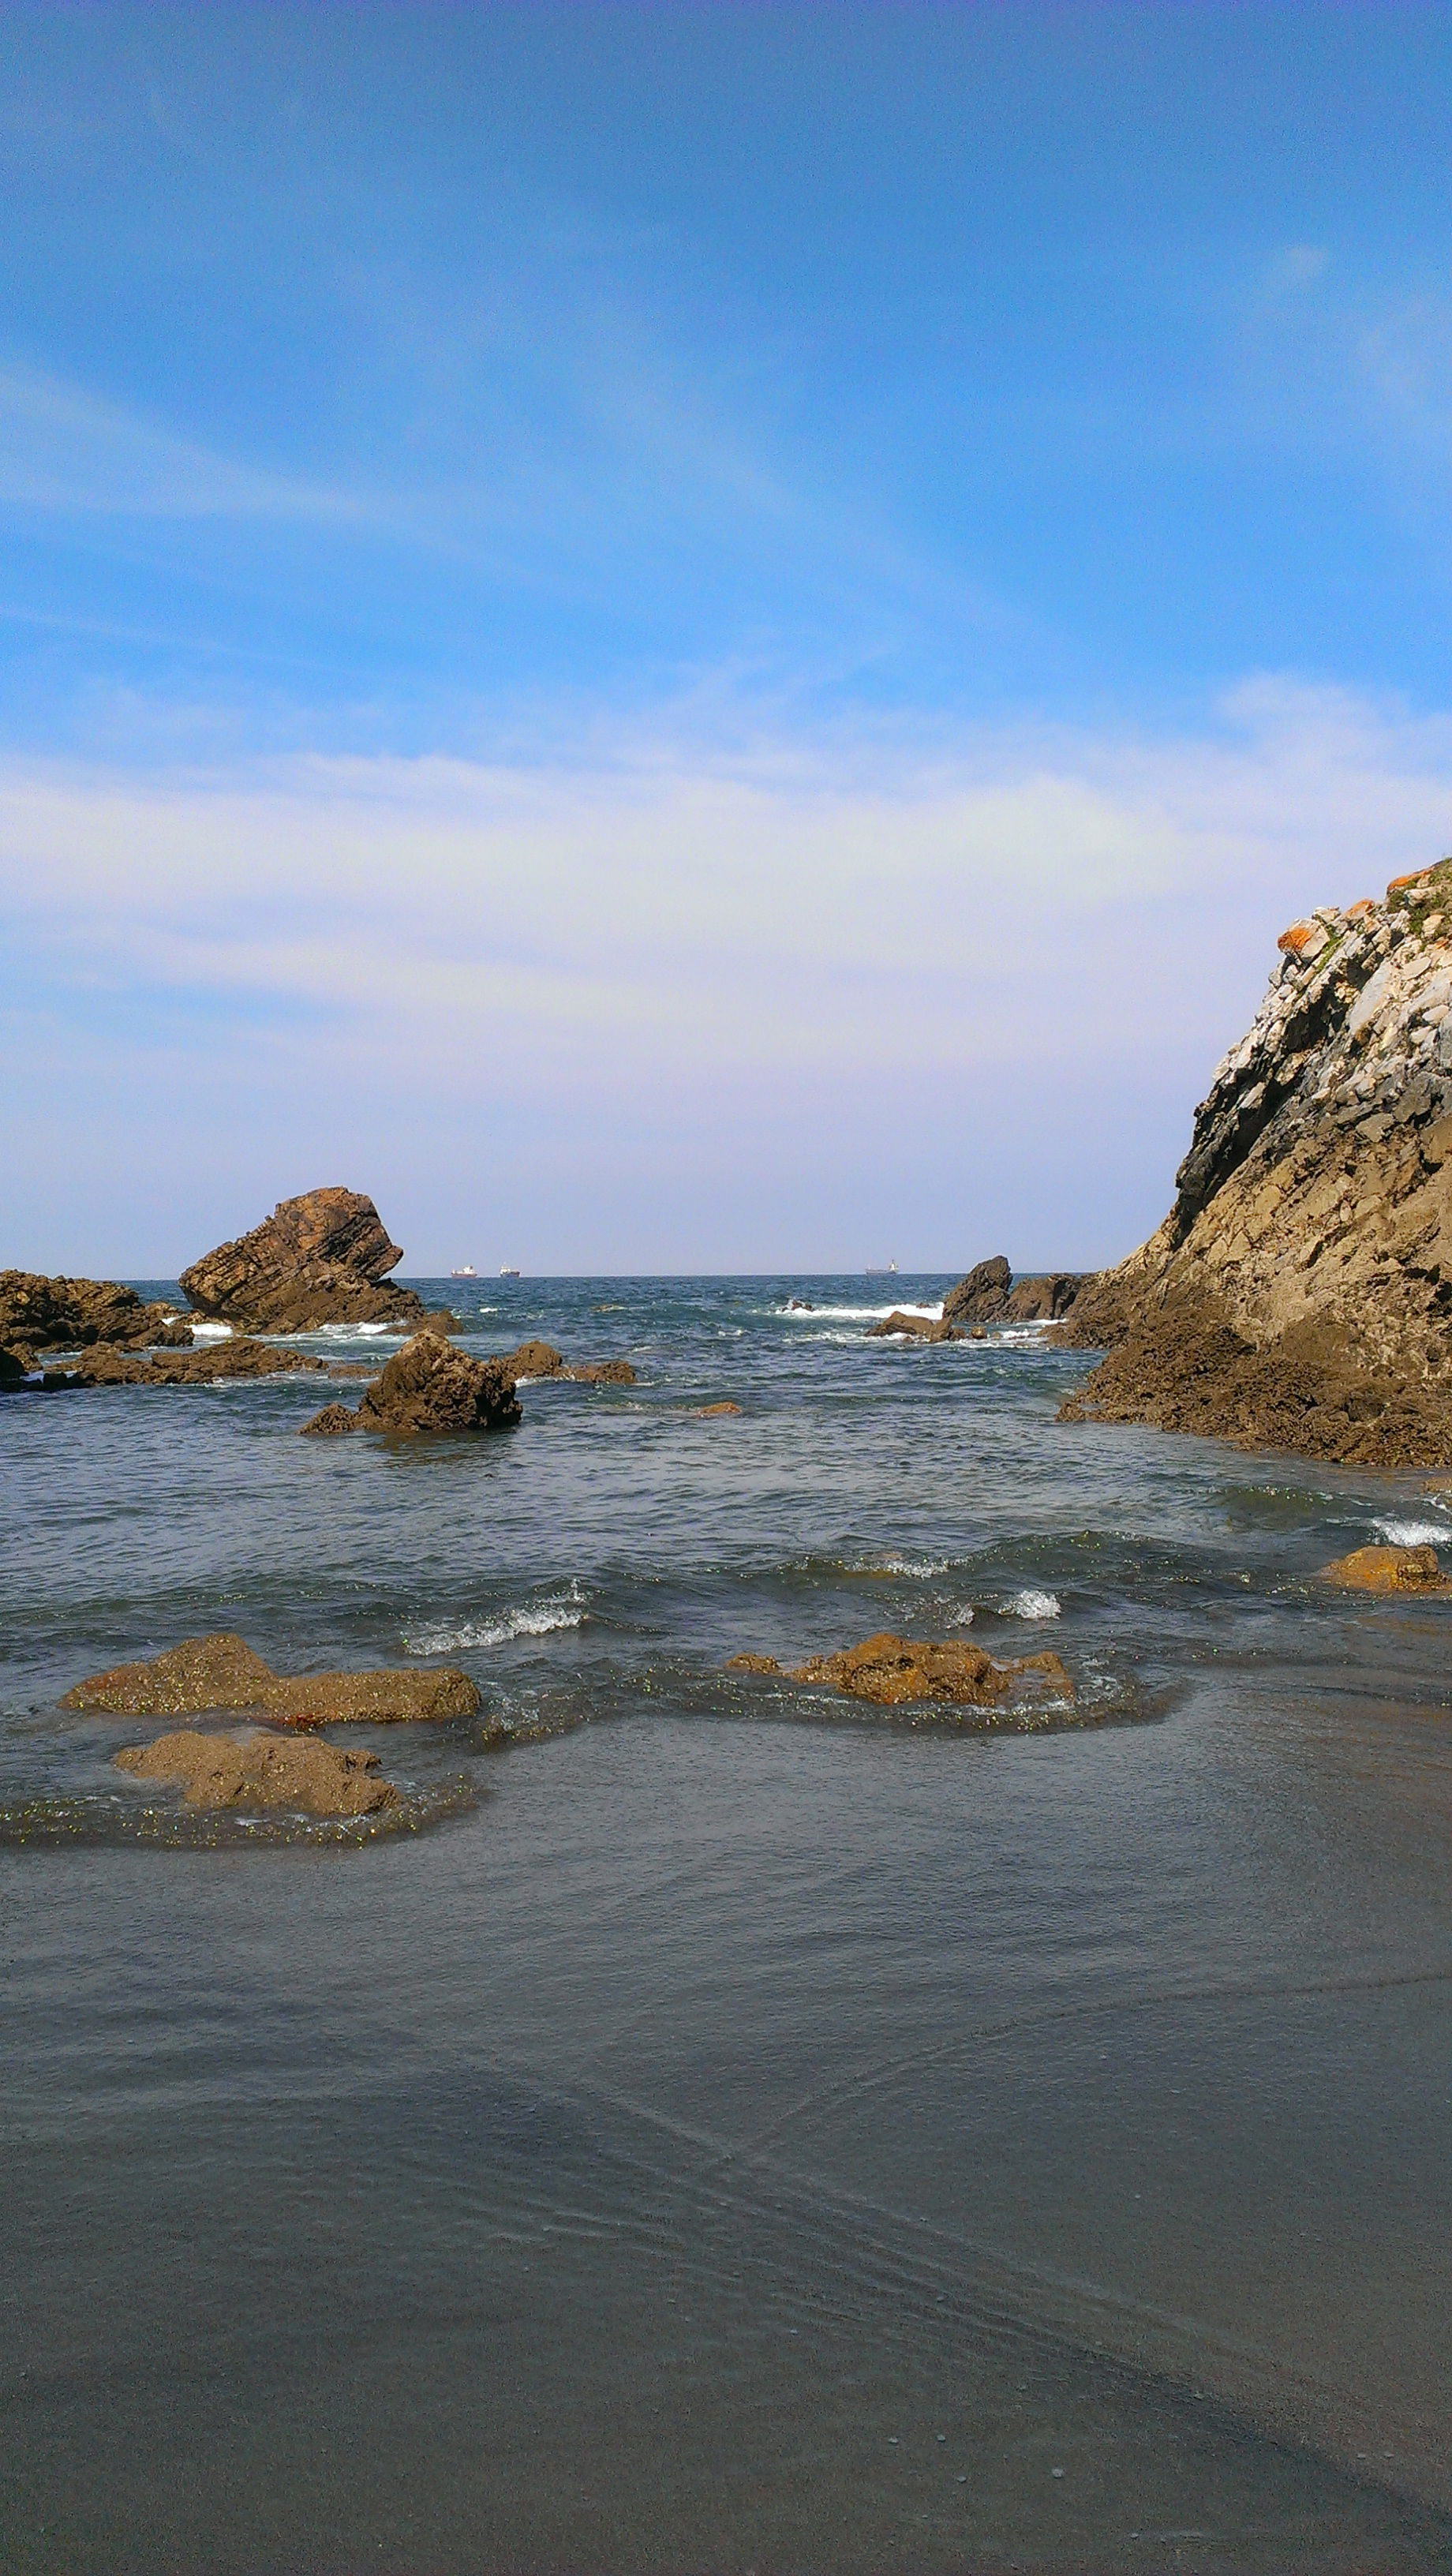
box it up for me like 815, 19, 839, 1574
1319, 1544, 1452, 1594
1277, 921, 1323, 957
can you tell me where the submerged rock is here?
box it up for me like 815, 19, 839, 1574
495, 1340, 636, 1385
63, 1631, 481, 1722
0, 1269, 190, 1361
865, 1312, 964, 1343
728, 1632, 1072, 1711
179, 1186, 430, 1332
44, 1338, 330, 1389
1057, 861, 1452, 1466
298, 1402, 360, 1436
1319, 1544, 1452, 1593
114, 1728, 401, 1816
564, 1359, 637, 1383
695, 1400, 743, 1416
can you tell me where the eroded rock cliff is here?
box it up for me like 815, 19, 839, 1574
1059, 861, 1452, 1464
180, 1187, 429, 1331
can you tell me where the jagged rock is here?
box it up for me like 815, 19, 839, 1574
505, 1339, 566, 1378
63, 1630, 481, 1721
42, 1339, 331, 1389
1319, 1544, 1452, 1593
179, 1187, 429, 1332
941, 1259, 1087, 1326
563, 1359, 637, 1383
298, 1402, 360, 1436
354, 1332, 521, 1435
0, 1270, 189, 1358
941, 1257, 1012, 1323
728, 1634, 1072, 1710
114, 1728, 402, 1816
1057, 860, 1452, 1466
865, 1312, 964, 1342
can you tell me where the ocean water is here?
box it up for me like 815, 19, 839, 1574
6, 1275, 1452, 2570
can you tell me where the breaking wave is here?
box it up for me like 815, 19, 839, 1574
404, 1586, 589, 1655
1001, 1589, 1063, 1619
1372, 1518, 1450, 1548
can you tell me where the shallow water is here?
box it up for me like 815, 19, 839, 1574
6, 1275, 1452, 2570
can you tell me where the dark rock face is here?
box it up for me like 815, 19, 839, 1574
354, 1332, 521, 1436
64, 1630, 481, 1722
114, 1729, 402, 1816
941, 1256, 1012, 1323
941, 1258, 1087, 1326
0, 1270, 189, 1359
298, 1402, 359, 1436
505, 1339, 566, 1378
864, 1311, 964, 1343
0, 1346, 26, 1389
1057, 861, 1452, 1465
179, 1187, 428, 1332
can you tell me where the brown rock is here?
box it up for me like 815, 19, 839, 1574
865, 1311, 964, 1342
1005, 1272, 1089, 1322
355, 1331, 521, 1435
178, 1186, 428, 1332
0, 1345, 26, 1388
1319, 1544, 1452, 1593
787, 1631, 1072, 1709
968, 1326, 989, 1342
941, 1257, 1012, 1324
62, 1630, 481, 1722
0, 1269, 189, 1359
725, 1653, 781, 1673
563, 1359, 638, 1383
43, 1337, 330, 1389
504, 1339, 566, 1378
298, 1402, 360, 1436
695, 1400, 743, 1416
114, 1728, 401, 1816
1054, 859, 1452, 1465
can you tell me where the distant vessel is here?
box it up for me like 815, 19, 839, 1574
450, 1264, 477, 1279
499, 1264, 522, 1278
865, 1260, 900, 1275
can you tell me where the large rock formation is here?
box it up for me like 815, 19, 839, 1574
63, 1631, 481, 1722
179, 1187, 429, 1332
114, 1728, 402, 1816
299, 1331, 521, 1436
0, 1271, 190, 1361
942, 1258, 1088, 1326
1059, 862, 1452, 1464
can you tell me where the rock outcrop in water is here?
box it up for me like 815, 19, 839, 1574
865, 1311, 964, 1343
299, 1331, 521, 1436
41, 1339, 337, 1389
64, 1631, 481, 1722
114, 1728, 402, 1815
727, 1631, 1072, 1712
1058, 862, 1452, 1466
1319, 1544, 1452, 1593
179, 1187, 431, 1332
498, 1339, 638, 1384
942, 1258, 1088, 1327
0, 1270, 191, 1365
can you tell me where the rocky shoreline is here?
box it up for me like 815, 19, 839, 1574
1055, 861, 1452, 1467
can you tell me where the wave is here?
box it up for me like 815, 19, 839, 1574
404, 1586, 589, 1655
1372, 1518, 1451, 1548
777, 1303, 945, 1324
185, 1320, 234, 1342
1001, 1589, 1063, 1619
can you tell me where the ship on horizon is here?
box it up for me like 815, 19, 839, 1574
450, 1264, 477, 1279
499, 1264, 522, 1277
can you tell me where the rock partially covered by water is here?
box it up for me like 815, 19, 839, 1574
1057, 860, 1452, 1465
298, 1402, 359, 1436
865, 1312, 964, 1342
496, 1340, 637, 1385
63, 1631, 481, 1722
728, 1631, 1072, 1710
564, 1359, 638, 1383
179, 1186, 429, 1332
0, 1269, 190, 1360
941, 1258, 1088, 1326
114, 1728, 401, 1815
353, 1332, 522, 1435
44, 1338, 331, 1389
1319, 1544, 1452, 1593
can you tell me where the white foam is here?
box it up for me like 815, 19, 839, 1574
186, 1320, 233, 1342
853, 1552, 951, 1578
1372, 1518, 1450, 1548
403, 1586, 587, 1655
1002, 1589, 1062, 1620
778, 1302, 945, 1324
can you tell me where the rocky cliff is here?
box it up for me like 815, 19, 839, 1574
180, 1187, 429, 1332
1059, 860, 1452, 1464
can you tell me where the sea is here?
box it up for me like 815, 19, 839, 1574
6, 1274, 1452, 2573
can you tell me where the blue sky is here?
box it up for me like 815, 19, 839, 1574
6, 2, 1452, 1274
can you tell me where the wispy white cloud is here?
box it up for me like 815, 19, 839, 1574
0, 359, 363, 522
